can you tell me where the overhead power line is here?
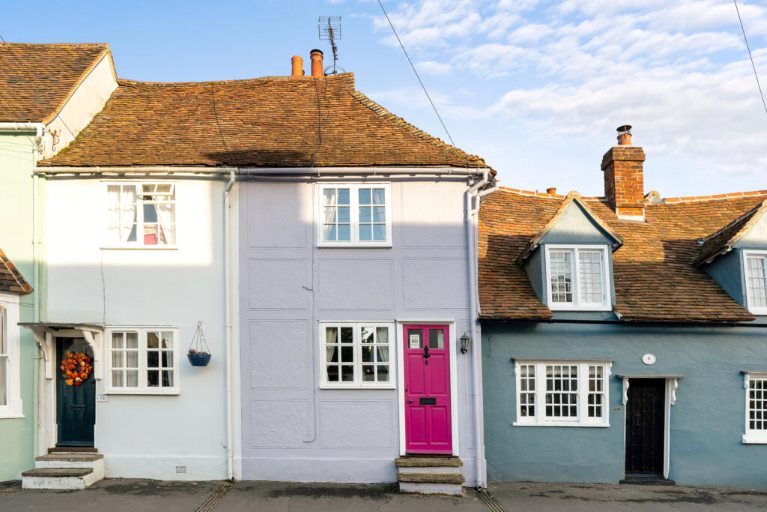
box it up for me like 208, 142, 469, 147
376, 0, 456, 146
733, 0, 767, 114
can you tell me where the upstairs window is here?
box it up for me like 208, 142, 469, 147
744, 251, 767, 315
515, 360, 611, 427
319, 184, 391, 247
106, 183, 176, 247
545, 245, 611, 311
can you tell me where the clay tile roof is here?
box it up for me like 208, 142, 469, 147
693, 199, 767, 266
0, 43, 110, 123
0, 248, 32, 295
516, 191, 623, 264
40, 74, 487, 168
479, 187, 766, 323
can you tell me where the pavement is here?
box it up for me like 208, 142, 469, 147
2, 479, 767, 511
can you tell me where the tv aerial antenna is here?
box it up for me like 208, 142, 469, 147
318, 16, 343, 75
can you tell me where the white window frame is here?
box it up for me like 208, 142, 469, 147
106, 327, 180, 395
513, 360, 612, 427
0, 294, 23, 419
742, 250, 767, 315
319, 322, 395, 389
102, 181, 177, 250
544, 245, 612, 311
317, 183, 392, 248
743, 372, 767, 444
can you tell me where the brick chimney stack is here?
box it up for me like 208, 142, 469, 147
601, 125, 646, 221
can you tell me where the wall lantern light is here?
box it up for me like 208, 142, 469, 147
460, 332, 471, 354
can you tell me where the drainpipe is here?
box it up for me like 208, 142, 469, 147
223, 170, 236, 480
30, 124, 44, 458
464, 169, 491, 488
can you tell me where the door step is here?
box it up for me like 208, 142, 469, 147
22, 450, 104, 490
48, 447, 98, 453
396, 456, 464, 496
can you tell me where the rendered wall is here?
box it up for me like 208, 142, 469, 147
45, 178, 227, 480
482, 321, 767, 489
239, 178, 479, 483
0, 133, 37, 481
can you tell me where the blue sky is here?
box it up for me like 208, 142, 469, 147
3, 0, 767, 197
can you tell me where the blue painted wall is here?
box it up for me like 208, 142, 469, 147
482, 321, 767, 489
704, 251, 744, 305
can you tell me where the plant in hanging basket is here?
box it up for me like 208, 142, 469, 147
187, 348, 212, 367
187, 321, 212, 367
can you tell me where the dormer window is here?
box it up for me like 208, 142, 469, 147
544, 245, 612, 311
744, 251, 767, 315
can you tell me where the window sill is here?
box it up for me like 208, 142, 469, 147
742, 433, 767, 444
747, 309, 767, 316
101, 246, 178, 251
549, 305, 613, 312
0, 413, 25, 420
105, 389, 180, 396
317, 242, 393, 249
320, 384, 396, 390
513, 420, 610, 428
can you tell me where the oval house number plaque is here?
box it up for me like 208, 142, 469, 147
642, 353, 656, 365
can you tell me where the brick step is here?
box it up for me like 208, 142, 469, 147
36, 453, 103, 463
395, 456, 463, 468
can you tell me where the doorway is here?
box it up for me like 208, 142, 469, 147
56, 338, 95, 447
625, 378, 665, 477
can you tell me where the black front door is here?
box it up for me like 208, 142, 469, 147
56, 338, 95, 446
625, 378, 665, 476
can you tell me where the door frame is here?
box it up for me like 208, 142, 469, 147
396, 319, 459, 457
622, 377, 678, 479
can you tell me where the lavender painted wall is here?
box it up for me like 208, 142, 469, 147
238, 176, 480, 483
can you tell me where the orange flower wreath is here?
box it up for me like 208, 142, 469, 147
59, 351, 93, 387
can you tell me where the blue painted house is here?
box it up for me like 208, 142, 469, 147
478, 128, 767, 489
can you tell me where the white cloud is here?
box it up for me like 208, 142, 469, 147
415, 60, 452, 75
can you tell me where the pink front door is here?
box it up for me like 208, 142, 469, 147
403, 324, 452, 454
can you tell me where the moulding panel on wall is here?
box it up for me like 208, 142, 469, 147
250, 400, 311, 448
249, 320, 310, 391
246, 183, 309, 249
400, 182, 467, 249
319, 400, 394, 450
248, 258, 309, 310
318, 258, 394, 311
402, 257, 469, 310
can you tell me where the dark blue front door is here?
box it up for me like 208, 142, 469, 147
56, 338, 95, 446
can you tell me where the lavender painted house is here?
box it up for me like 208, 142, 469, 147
235, 53, 494, 492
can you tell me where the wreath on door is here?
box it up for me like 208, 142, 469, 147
60, 352, 93, 387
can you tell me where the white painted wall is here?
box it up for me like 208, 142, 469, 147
44, 53, 117, 157
45, 178, 227, 480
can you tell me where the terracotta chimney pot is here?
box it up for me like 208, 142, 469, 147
617, 124, 632, 146
291, 56, 304, 78
310, 49, 324, 78
546, 187, 557, 195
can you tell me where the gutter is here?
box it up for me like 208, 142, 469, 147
481, 317, 767, 328
0, 122, 44, 134
465, 169, 497, 488
223, 170, 236, 481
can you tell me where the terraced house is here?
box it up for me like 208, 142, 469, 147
0, 43, 116, 484
2, 43, 493, 494
479, 128, 767, 489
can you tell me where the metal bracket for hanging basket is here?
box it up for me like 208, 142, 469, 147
188, 321, 212, 367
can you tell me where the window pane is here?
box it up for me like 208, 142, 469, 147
340, 327, 353, 344
337, 188, 350, 205
147, 332, 159, 349
377, 365, 389, 382
147, 351, 159, 368
359, 224, 372, 241
429, 330, 444, 349
376, 327, 389, 345
161, 333, 173, 349
323, 224, 337, 241
111, 350, 124, 368
162, 370, 174, 387
373, 224, 386, 241
579, 250, 605, 304
338, 206, 350, 223
361, 327, 373, 344
362, 364, 375, 381
362, 346, 374, 363
112, 333, 124, 349
359, 188, 371, 205
359, 206, 372, 223
111, 370, 123, 388
372, 189, 385, 204
408, 329, 423, 349
126, 332, 138, 349
377, 346, 389, 363
747, 256, 767, 309
126, 370, 139, 387
323, 189, 336, 206
148, 370, 159, 387
549, 250, 574, 303
126, 351, 139, 368
341, 346, 353, 363
341, 365, 354, 381
373, 206, 386, 222
337, 224, 350, 241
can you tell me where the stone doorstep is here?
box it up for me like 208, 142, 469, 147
399, 482, 464, 496
36, 453, 104, 463
22, 468, 93, 478
398, 472, 465, 485
395, 456, 463, 468
48, 446, 98, 453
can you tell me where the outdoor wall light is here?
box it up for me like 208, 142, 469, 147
460, 332, 471, 354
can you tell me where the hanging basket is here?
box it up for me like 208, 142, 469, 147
187, 321, 212, 367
